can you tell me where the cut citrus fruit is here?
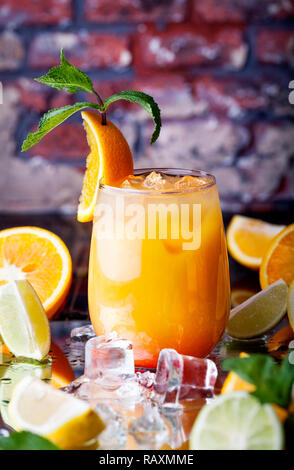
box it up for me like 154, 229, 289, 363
287, 280, 294, 333
221, 352, 255, 394
226, 279, 288, 339
267, 324, 294, 352
0, 226, 72, 319
260, 223, 294, 289
77, 111, 134, 223
227, 215, 285, 270
49, 341, 74, 389
189, 392, 284, 450
0, 358, 51, 427
8, 375, 105, 450
0, 280, 51, 360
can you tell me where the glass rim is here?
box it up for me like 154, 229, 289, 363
99, 168, 216, 195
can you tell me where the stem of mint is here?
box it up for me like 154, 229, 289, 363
21, 49, 161, 151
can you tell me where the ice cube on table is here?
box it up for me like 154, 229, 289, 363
129, 404, 169, 449
154, 349, 217, 407
70, 324, 95, 346
84, 332, 135, 386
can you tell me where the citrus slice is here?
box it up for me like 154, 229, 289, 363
221, 353, 255, 394
226, 279, 288, 339
8, 375, 105, 450
49, 341, 74, 389
77, 111, 134, 223
260, 223, 294, 289
227, 215, 285, 270
0, 358, 51, 426
189, 392, 284, 450
0, 280, 51, 360
287, 280, 294, 333
0, 226, 72, 319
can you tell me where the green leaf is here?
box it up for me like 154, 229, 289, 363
35, 49, 96, 95
104, 90, 161, 144
223, 353, 294, 408
22, 102, 100, 152
0, 431, 59, 450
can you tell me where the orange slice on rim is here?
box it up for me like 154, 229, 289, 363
0, 227, 72, 319
227, 215, 285, 270
260, 223, 294, 289
77, 112, 134, 223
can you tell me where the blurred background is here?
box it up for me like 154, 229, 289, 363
0, 0, 294, 213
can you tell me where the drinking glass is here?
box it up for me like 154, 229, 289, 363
88, 169, 230, 368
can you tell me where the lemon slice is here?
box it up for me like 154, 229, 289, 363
226, 279, 288, 339
287, 280, 294, 332
189, 392, 284, 450
8, 375, 105, 450
0, 358, 51, 427
0, 280, 50, 360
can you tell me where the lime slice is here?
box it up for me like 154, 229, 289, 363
8, 375, 105, 450
287, 280, 294, 332
0, 280, 50, 360
0, 358, 51, 427
226, 279, 288, 339
189, 392, 284, 450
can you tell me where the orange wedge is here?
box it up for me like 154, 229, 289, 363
0, 227, 72, 319
77, 111, 134, 223
221, 353, 255, 394
50, 341, 75, 389
227, 215, 285, 270
260, 223, 294, 289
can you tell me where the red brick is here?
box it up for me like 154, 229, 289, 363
28, 32, 132, 70
192, 0, 294, 23
0, 0, 72, 26
257, 30, 294, 66
133, 25, 247, 71
12, 79, 48, 112
27, 123, 89, 160
0, 32, 24, 71
85, 0, 187, 23
192, 76, 268, 118
133, 74, 203, 118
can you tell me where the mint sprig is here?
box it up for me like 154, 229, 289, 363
223, 353, 294, 409
35, 50, 97, 96
22, 102, 100, 152
0, 431, 60, 450
22, 49, 161, 152
104, 91, 161, 144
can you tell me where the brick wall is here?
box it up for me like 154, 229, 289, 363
0, 0, 294, 211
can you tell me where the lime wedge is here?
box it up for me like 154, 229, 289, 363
0, 280, 51, 360
189, 392, 284, 450
226, 279, 288, 339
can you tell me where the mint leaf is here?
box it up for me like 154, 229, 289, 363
104, 91, 161, 144
0, 431, 59, 450
22, 102, 100, 151
35, 49, 96, 95
223, 353, 294, 408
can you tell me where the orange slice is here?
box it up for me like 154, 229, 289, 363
260, 223, 294, 289
227, 215, 285, 270
50, 341, 75, 389
0, 227, 72, 319
77, 111, 134, 223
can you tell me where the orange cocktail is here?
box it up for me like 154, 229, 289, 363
88, 169, 230, 368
